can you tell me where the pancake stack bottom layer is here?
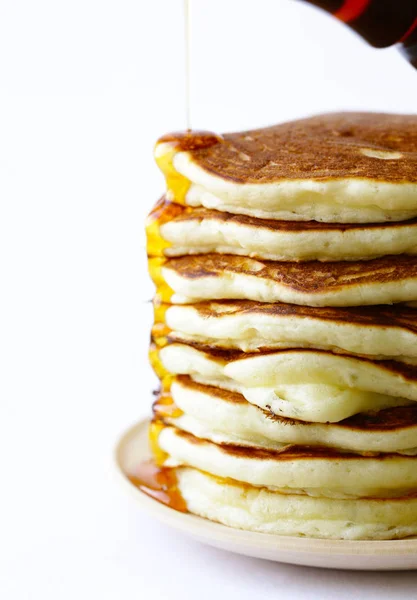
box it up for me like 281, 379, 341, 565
142, 113, 417, 540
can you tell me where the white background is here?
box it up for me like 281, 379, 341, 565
1, 0, 417, 597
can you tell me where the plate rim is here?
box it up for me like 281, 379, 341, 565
114, 418, 417, 560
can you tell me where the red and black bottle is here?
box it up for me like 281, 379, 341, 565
303, 0, 417, 67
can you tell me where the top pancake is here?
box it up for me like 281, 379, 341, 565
156, 113, 417, 223
177, 113, 417, 184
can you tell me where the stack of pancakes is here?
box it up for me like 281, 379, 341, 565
146, 113, 417, 540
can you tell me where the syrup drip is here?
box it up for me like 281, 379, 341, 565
148, 419, 168, 465
133, 5, 218, 517
146, 197, 187, 257
149, 341, 173, 390
147, 257, 173, 303
151, 321, 172, 347
154, 130, 222, 205
153, 298, 169, 324
153, 391, 183, 419
150, 129, 222, 266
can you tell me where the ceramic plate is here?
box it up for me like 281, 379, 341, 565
115, 419, 417, 570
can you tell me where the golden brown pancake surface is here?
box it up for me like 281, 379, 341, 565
165, 300, 417, 334
157, 339, 417, 383
176, 113, 417, 184
163, 253, 417, 293
163, 203, 417, 233
342, 405, 417, 432
172, 376, 247, 404
165, 424, 417, 461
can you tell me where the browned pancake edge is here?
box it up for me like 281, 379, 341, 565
170, 205, 417, 232
167, 300, 417, 335
164, 254, 417, 292
157, 422, 417, 461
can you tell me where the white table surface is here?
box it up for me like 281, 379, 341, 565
2, 1, 417, 597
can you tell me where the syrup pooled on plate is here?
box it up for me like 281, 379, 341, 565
128, 419, 188, 512
128, 460, 188, 513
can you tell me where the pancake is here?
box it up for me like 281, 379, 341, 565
153, 202, 417, 261
152, 254, 417, 306
224, 348, 417, 390
157, 376, 417, 454
147, 113, 417, 541
176, 467, 417, 540
159, 343, 416, 422
158, 423, 417, 498
163, 300, 417, 358
155, 113, 417, 223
